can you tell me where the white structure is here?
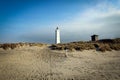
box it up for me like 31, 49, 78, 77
55, 27, 60, 44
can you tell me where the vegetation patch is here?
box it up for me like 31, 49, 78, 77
50, 38, 120, 52
0, 43, 44, 50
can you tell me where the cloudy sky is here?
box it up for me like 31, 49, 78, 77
0, 0, 120, 43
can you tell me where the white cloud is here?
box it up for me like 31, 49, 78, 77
59, 0, 120, 42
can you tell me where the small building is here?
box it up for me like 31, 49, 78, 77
91, 35, 98, 41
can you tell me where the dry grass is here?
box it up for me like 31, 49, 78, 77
50, 38, 120, 52
0, 43, 45, 50
50, 42, 95, 51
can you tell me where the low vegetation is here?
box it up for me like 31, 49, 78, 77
0, 43, 44, 50
0, 38, 120, 52
50, 38, 120, 52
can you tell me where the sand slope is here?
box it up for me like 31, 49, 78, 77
0, 46, 120, 80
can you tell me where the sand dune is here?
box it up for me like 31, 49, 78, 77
0, 45, 120, 80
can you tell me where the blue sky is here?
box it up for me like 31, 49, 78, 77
0, 0, 120, 43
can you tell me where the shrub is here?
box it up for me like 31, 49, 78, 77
1, 44, 11, 50
10, 44, 17, 49
109, 43, 120, 50
99, 44, 112, 52
74, 46, 81, 51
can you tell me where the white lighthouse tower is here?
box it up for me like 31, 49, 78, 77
55, 27, 60, 44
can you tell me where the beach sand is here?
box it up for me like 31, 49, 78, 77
0, 45, 120, 80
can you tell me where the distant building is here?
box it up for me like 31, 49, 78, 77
55, 27, 60, 44
91, 35, 98, 41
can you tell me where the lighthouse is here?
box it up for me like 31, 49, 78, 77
55, 27, 60, 44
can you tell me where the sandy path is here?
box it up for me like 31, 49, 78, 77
0, 46, 120, 80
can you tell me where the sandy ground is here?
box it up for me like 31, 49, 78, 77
0, 45, 120, 80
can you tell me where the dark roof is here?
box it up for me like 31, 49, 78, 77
91, 34, 98, 37
56, 27, 59, 29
